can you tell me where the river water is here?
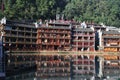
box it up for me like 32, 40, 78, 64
6, 70, 72, 80
5, 70, 92, 80
5, 71, 120, 80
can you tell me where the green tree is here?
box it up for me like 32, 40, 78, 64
0, 10, 3, 19
1, 0, 120, 27
64, 0, 120, 27
2, 0, 69, 20
4, 0, 16, 19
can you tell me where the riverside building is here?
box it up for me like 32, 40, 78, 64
0, 17, 120, 79
102, 30, 120, 52
37, 20, 71, 51
0, 19, 37, 73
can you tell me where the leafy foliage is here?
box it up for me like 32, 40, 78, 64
0, 0, 120, 27
64, 0, 120, 27
2, 0, 68, 20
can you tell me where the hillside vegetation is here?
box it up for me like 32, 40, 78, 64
0, 0, 120, 27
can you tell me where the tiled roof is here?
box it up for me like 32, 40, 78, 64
73, 28, 93, 32
104, 46, 120, 48
38, 26, 71, 30
6, 20, 35, 28
103, 31, 120, 35
48, 20, 70, 25
103, 36, 120, 38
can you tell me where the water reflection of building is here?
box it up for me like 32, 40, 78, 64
72, 55, 95, 80
36, 55, 71, 78
103, 55, 120, 77
6, 71, 35, 80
